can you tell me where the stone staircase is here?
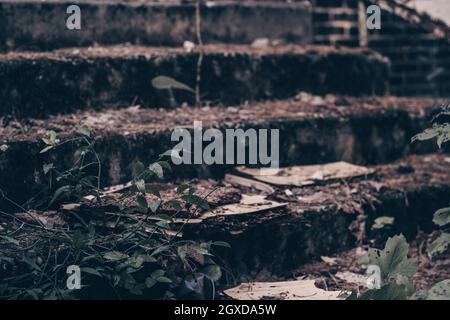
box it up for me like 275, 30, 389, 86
0, 0, 449, 283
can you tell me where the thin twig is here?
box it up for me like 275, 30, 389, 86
195, 0, 204, 107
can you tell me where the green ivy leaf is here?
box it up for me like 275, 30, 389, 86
363, 234, 418, 280
132, 160, 146, 180
212, 241, 231, 248
127, 255, 145, 269
433, 207, 450, 226
135, 179, 146, 194
136, 195, 148, 210
167, 199, 182, 210
428, 232, 450, 260
48, 185, 72, 207
145, 277, 157, 288
357, 283, 408, 300
149, 200, 162, 213
151, 76, 195, 93
149, 163, 164, 179
156, 276, 172, 284
150, 269, 165, 279
81, 267, 102, 277
40, 146, 54, 154
103, 251, 129, 262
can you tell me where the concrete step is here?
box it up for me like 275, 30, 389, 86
16, 153, 450, 278
0, 0, 312, 51
0, 95, 443, 209
0, 44, 389, 118
182, 154, 450, 277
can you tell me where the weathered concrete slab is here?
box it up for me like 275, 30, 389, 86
0, 95, 442, 209
0, 44, 389, 117
0, 0, 312, 51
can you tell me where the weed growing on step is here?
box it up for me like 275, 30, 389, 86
346, 104, 450, 300
346, 234, 450, 300
412, 104, 450, 261
0, 126, 228, 300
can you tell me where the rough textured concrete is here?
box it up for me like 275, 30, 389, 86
0, 44, 389, 117
0, 95, 442, 210
181, 154, 450, 277
0, 0, 312, 51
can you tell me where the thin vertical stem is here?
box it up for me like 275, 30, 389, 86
195, 0, 203, 107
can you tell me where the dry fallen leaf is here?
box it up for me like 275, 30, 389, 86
224, 279, 343, 300
200, 195, 286, 219
321, 256, 337, 265
335, 271, 369, 287
237, 162, 374, 187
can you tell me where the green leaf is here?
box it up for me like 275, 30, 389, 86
433, 207, 450, 226
212, 241, 231, 248
411, 127, 440, 142
77, 125, 91, 137
166, 199, 182, 210
363, 234, 417, 280
151, 76, 195, 93
49, 185, 72, 207
427, 279, 450, 300
103, 251, 129, 262
151, 269, 165, 279
135, 179, 146, 194
40, 146, 53, 154
181, 194, 210, 210
132, 160, 146, 180
395, 274, 415, 296
177, 245, 187, 260
358, 283, 408, 300
136, 195, 148, 210
81, 267, 102, 277
202, 265, 222, 281
160, 149, 183, 161
43, 163, 54, 175
428, 232, 450, 260
145, 277, 156, 288
127, 255, 145, 269
149, 200, 162, 213
146, 185, 161, 198
156, 276, 173, 284
149, 163, 164, 179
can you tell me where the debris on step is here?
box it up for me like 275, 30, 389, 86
199, 195, 286, 220
295, 231, 450, 292
224, 279, 343, 300
224, 174, 275, 194
0, 95, 442, 205
334, 272, 369, 287
321, 256, 338, 266
236, 162, 375, 187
